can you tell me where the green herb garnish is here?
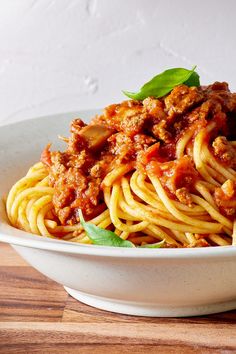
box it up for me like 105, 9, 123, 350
79, 210, 134, 248
123, 66, 200, 100
140, 240, 166, 248
79, 211, 166, 249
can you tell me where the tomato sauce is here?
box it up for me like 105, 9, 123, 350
41, 82, 236, 224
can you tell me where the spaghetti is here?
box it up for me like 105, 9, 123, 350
6, 81, 236, 247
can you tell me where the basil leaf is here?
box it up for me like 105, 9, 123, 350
140, 240, 166, 248
123, 66, 200, 100
78, 210, 134, 248
184, 71, 200, 87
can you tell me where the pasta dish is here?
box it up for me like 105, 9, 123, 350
6, 69, 236, 248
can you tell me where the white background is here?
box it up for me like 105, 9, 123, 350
0, 0, 235, 126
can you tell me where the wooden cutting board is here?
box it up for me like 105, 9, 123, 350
0, 243, 236, 353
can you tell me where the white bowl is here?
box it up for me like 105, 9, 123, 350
1, 112, 236, 317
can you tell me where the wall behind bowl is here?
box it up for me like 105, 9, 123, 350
0, 0, 235, 126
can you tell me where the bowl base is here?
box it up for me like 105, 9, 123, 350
64, 287, 236, 317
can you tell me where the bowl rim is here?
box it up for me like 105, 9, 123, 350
1, 113, 236, 260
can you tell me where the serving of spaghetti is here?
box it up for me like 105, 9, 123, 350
6, 81, 236, 248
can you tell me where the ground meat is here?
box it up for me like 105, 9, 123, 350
70, 118, 86, 134
205, 82, 236, 112
152, 120, 172, 143
67, 150, 94, 170
90, 154, 114, 178
108, 133, 134, 163
47, 148, 102, 223
67, 119, 88, 153
67, 130, 87, 154
214, 180, 236, 217
198, 99, 222, 120
164, 85, 204, 119
96, 100, 143, 131
41, 143, 52, 167
176, 187, 193, 207
90, 162, 105, 178
57, 207, 72, 225
71, 180, 101, 211
53, 185, 75, 209
133, 133, 156, 151
212, 136, 236, 167
143, 97, 167, 123
50, 152, 67, 179
189, 239, 210, 247
120, 112, 149, 136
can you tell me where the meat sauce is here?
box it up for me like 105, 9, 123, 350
41, 82, 236, 224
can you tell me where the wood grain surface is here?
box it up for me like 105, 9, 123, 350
0, 243, 236, 353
